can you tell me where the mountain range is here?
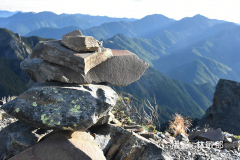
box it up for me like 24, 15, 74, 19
18, 12, 240, 86
1, 10, 240, 125
0, 11, 136, 36
0, 27, 215, 124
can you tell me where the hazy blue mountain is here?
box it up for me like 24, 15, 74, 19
112, 67, 215, 123
83, 14, 175, 40
73, 13, 136, 26
102, 34, 167, 66
0, 10, 19, 17
165, 58, 239, 86
25, 26, 82, 39
0, 11, 137, 36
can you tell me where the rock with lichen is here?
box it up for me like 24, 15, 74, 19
2, 82, 118, 131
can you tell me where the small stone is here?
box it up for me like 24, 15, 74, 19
140, 132, 156, 140
225, 137, 233, 143
62, 35, 100, 52
175, 133, 189, 142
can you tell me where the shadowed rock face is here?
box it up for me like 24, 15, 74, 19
30, 40, 112, 75
9, 131, 106, 160
89, 124, 172, 160
2, 82, 118, 131
201, 79, 240, 135
0, 121, 40, 160
21, 49, 149, 87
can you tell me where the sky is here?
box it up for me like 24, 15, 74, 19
0, 0, 240, 23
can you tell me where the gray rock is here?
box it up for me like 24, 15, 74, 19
198, 128, 224, 141
175, 133, 189, 142
62, 33, 100, 52
2, 82, 118, 131
0, 121, 40, 160
9, 131, 106, 160
93, 111, 115, 126
188, 129, 207, 140
140, 132, 156, 140
0, 110, 15, 120
62, 30, 82, 37
224, 141, 240, 150
201, 79, 240, 135
21, 49, 149, 87
89, 124, 172, 160
30, 40, 112, 75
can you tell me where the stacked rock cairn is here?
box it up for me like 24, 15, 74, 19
1, 30, 165, 160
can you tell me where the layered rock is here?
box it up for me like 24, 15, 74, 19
201, 79, 240, 135
2, 82, 118, 131
30, 40, 112, 75
21, 49, 148, 86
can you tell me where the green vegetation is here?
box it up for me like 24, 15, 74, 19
233, 135, 240, 140
0, 57, 29, 98
112, 67, 215, 125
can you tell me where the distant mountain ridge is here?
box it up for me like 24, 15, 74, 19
0, 10, 19, 17
99, 15, 240, 85
0, 10, 136, 35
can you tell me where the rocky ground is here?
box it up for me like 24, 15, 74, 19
155, 132, 240, 160
1, 108, 239, 160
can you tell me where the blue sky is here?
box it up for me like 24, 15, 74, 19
0, 0, 240, 23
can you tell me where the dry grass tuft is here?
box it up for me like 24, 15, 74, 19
1, 95, 16, 104
169, 113, 192, 137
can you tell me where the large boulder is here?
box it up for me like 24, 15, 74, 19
2, 82, 118, 131
0, 121, 43, 160
9, 131, 106, 160
201, 79, 240, 135
21, 49, 149, 87
61, 30, 100, 52
30, 40, 112, 75
89, 124, 172, 160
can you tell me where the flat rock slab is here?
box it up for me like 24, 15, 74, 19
2, 83, 118, 131
198, 128, 224, 141
0, 121, 40, 160
30, 40, 112, 75
62, 35, 100, 52
22, 49, 149, 87
188, 129, 207, 140
89, 124, 172, 160
9, 131, 106, 160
